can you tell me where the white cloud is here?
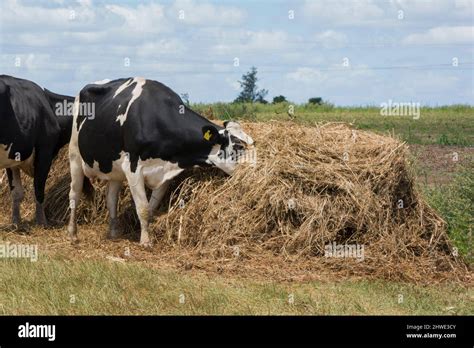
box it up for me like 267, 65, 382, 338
245, 31, 289, 51
286, 65, 375, 85
211, 30, 292, 55
286, 67, 326, 84
0, 0, 96, 30
393, 0, 473, 19
135, 39, 187, 57
302, 0, 473, 26
171, 0, 245, 26
314, 30, 348, 48
106, 3, 169, 34
303, 0, 385, 24
403, 26, 474, 45
226, 77, 241, 91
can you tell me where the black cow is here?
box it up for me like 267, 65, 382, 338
0, 75, 74, 226
68, 77, 254, 246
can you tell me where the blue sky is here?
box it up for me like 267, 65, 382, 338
0, 0, 473, 105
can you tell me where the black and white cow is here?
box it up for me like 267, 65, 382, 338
0, 75, 74, 226
68, 77, 254, 246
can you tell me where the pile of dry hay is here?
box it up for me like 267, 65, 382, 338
0, 121, 470, 282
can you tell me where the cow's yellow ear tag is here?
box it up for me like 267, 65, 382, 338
204, 130, 212, 141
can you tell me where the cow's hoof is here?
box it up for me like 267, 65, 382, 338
35, 213, 48, 227
44, 220, 60, 228
108, 218, 122, 240
67, 225, 79, 244
0, 223, 23, 232
37, 222, 51, 229
107, 231, 122, 240
139, 241, 153, 249
11, 223, 29, 233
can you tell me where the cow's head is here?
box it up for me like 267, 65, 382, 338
203, 121, 255, 175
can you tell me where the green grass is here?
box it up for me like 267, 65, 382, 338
192, 103, 474, 146
424, 163, 474, 264
0, 256, 472, 315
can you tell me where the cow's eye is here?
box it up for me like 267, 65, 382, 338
233, 143, 244, 152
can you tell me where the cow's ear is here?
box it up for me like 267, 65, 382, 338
224, 120, 240, 128
202, 125, 222, 144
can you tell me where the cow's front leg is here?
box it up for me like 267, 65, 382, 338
106, 180, 122, 239
148, 181, 170, 222
6, 168, 24, 226
127, 171, 152, 247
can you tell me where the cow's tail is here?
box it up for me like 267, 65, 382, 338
82, 176, 95, 202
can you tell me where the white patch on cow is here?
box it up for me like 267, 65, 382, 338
0, 143, 14, 168
82, 157, 126, 182
0, 143, 35, 176
113, 77, 146, 126
206, 144, 237, 175
93, 79, 111, 85
71, 96, 88, 132
140, 157, 184, 189
81, 151, 183, 190
19, 150, 35, 177
225, 121, 254, 145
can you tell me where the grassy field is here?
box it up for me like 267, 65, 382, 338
193, 103, 474, 146
0, 256, 472, 315
0, 105, 472, 315
423, 163, 474, 263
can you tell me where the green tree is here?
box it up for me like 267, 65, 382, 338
273, 95, 287, 103
180, 93, 190, 106
234, 66, 268, 103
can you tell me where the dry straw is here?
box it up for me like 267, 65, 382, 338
0, 122, 470, 283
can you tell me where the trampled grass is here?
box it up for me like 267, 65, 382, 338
0, 256, 472, 315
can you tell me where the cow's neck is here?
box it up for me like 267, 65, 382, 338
165, 107, 224, 167
183, 106, 223, 131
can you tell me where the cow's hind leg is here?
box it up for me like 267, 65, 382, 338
32, 148, 55, 226
6, 168, 24, 226
106, 180, 122, 239
126, 171, 152, 247
67, 147, 85, 243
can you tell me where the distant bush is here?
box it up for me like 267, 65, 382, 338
308, 97, 323, 105
273, 95, 287, 103
191, 102, 258, 121
302, 100, 335, 112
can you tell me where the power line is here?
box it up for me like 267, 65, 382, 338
0, 59, 472, 72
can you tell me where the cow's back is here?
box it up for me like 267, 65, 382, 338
0, 75, 58, 132
0, 75, 61, 163
76, 77, 187, 173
